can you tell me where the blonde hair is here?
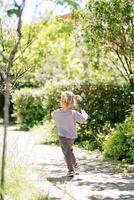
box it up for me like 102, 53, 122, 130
60, 91, 82, 107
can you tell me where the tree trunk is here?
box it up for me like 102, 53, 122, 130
0, 77, 10, 200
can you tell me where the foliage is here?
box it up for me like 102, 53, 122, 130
0, 1, 29, 196
12, 88, 46, 130
44, 80, 133, 123
82, 0, 134, 87
15, 17, 85, 88
103, 106, 134, 163
36, 196, 52, 200
0, 1, 45, 93
12, 81, 134, 150
16, 14, 120, 89
57, 0, 80, 9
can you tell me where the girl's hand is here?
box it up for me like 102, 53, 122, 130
81, 109, 88, 119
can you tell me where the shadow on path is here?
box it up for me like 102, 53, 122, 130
31, 144, 134, 200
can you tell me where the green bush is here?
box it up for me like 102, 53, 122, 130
43, 81, 133, 149
103, 108, 134, 163
12, 81, 133, 149
12, 88, 46, 130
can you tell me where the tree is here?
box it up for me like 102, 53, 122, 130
0, 1, 29, 198
83, 0, 134, 88
18, 17, 86, 88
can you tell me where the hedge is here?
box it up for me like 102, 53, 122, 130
12, 81, 134, 148
43, 81, 134, 149
12, 88, 47, 130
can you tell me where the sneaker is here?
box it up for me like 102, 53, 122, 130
74, 164, 80, 171
67, 170, 75, 177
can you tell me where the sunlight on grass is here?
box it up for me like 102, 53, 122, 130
31, 120, 58, 145
0, 159, 52, 200
0, 125, 52, 200
0, 161, 34, 199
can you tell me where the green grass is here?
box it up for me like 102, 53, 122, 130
0, 160, 52, 200
31, 120, 58, 145
36, 196, 52, 200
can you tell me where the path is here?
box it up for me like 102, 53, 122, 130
0, 125, 134, 200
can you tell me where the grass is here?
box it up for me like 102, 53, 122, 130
31, 120, 58, 145
0, 122, 53, 200
0, 161, 35, 199
0, 159, 53, 200
36, 196, 52, 200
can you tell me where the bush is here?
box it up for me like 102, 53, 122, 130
12, 88, 47, 130
12, 81, 134, 150
103, 107, 134, 163
43, 81, 133, 149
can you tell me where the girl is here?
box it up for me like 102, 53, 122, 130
51, 91, 88, 177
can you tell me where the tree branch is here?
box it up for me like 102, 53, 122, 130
120, 26, 133, 76
13, 38, 34, 63
124, 54, 133, 74
7, 0, 26, 73
115, 49, 130, 78
111, 60, 128, 82
11, 64, 34, 90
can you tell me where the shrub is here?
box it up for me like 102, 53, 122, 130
12, 81, 133, 150
12, 88, 46, 130
103, 107, 134, 163
43, 81, 133, 149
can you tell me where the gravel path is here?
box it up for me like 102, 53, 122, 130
0, 125, 134, 200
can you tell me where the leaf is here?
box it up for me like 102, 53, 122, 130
65, 0, 80, 9
0, 54, 3, 61
7, 8, 21, 17
57, 0, 80, 9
